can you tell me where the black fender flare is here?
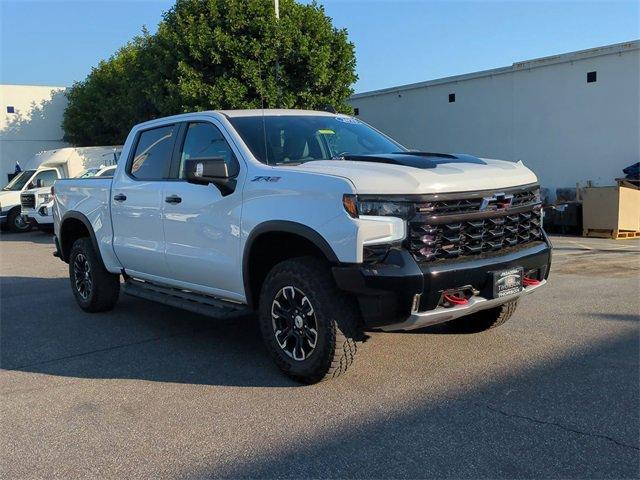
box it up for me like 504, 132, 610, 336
59, 211, 104, 267
242, 220, 339, 308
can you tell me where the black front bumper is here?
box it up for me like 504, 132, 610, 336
333, 240, 552, 328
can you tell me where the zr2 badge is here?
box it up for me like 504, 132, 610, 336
251, 176, 281, 182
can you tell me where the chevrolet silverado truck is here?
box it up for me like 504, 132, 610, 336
53, 110, 551, 383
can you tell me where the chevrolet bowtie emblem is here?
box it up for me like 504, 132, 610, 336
480, 193, 514, 211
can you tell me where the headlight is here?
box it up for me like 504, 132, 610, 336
38, 193, 51, 203
343, 195, 414, 219
343, 195, 412, 264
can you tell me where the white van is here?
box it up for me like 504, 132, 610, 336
1, 146, 121, 232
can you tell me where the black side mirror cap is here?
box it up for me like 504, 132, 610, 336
36, 179, 43, 188
184, 158, 236, 195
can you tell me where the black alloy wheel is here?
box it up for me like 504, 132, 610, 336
73, 252, 93, 300
271, 285, 319, 361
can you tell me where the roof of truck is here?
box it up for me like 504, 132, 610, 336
132, 109, 349, 131
218, 109, 342, 118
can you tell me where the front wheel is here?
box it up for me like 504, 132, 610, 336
7, 209, 31, 233
258, 257, 362, 384
69, 237, 120, 312
446, 300, 519, 333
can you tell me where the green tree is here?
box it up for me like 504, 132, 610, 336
62, 32, 159, 146
62, 0, 357, 146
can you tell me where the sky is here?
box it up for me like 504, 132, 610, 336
0, 0, 638, 94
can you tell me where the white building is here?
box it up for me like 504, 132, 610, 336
0, 84, 69, 182
350, 41, 640, 198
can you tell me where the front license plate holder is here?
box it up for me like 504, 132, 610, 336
492, 267, 523, 298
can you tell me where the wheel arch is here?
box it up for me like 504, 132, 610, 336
59, 211, 104, 267
243, 221, 339, 309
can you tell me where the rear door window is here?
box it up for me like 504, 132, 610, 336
129, 125, 176, 180
97, 167, 116, 177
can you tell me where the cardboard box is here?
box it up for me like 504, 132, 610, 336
582, 186, 640, 237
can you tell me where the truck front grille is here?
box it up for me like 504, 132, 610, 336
20, 193, 35, 209
408, 186, 543, 262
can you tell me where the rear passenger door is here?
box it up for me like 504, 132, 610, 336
161, 120, 245, 301
111, 124, 177, 280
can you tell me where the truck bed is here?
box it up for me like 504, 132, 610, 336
54, 177, 115, 265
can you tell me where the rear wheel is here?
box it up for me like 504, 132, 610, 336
446, 300, 518, 333
259, 256, 362, 384
7, 208, 31, 233
69, 237, 120, 312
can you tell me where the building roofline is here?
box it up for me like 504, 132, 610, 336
0, 83, 68, 89
351, 40, 639, 100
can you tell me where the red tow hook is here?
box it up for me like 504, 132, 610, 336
523, 276, 541, 287
443, 293, 469, 306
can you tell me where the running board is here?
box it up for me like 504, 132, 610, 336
122, 279, 251, 319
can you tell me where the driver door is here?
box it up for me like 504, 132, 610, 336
161, 120, 245, 301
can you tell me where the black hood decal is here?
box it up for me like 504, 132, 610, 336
341, 152, 486, 169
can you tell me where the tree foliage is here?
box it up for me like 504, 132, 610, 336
62, 0, 357, 145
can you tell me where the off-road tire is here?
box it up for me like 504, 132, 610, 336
69, 237, 120, 312
258, 256, 362, 384
446, 300, 519, 333
7, 208, 31, 233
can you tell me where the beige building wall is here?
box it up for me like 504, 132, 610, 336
0, 84, 69, 183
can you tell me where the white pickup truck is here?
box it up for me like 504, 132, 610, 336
53, 109, 551, 383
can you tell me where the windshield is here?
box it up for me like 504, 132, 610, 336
228, 115, 404, 165
2, 170, 36, 191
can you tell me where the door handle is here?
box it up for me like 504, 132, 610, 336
113, 193, 127, 202
165, 195, 182, 204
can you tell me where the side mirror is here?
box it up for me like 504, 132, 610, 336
36, 179, 43, 188
184, 158, 236, 195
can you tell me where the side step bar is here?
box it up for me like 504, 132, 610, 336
122, 279, 251, 319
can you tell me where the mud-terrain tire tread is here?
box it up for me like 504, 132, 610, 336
69, 237, 120, 312
446, 299, 518, 333
258, 256, 361, 384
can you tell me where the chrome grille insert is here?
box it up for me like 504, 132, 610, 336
407, 186, 543, 262
20, 193, 35, 209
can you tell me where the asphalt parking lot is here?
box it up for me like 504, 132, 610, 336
1, 231, 638, 479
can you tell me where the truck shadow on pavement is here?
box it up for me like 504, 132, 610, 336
193, 331, 640, 479
1, 276, 297, 388
0, 230, 54, 244
2, 276, 639, 478
586, 312, 639, 323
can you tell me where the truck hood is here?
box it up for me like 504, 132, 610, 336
0, 190, 21, 206
288, 153, 538, 194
